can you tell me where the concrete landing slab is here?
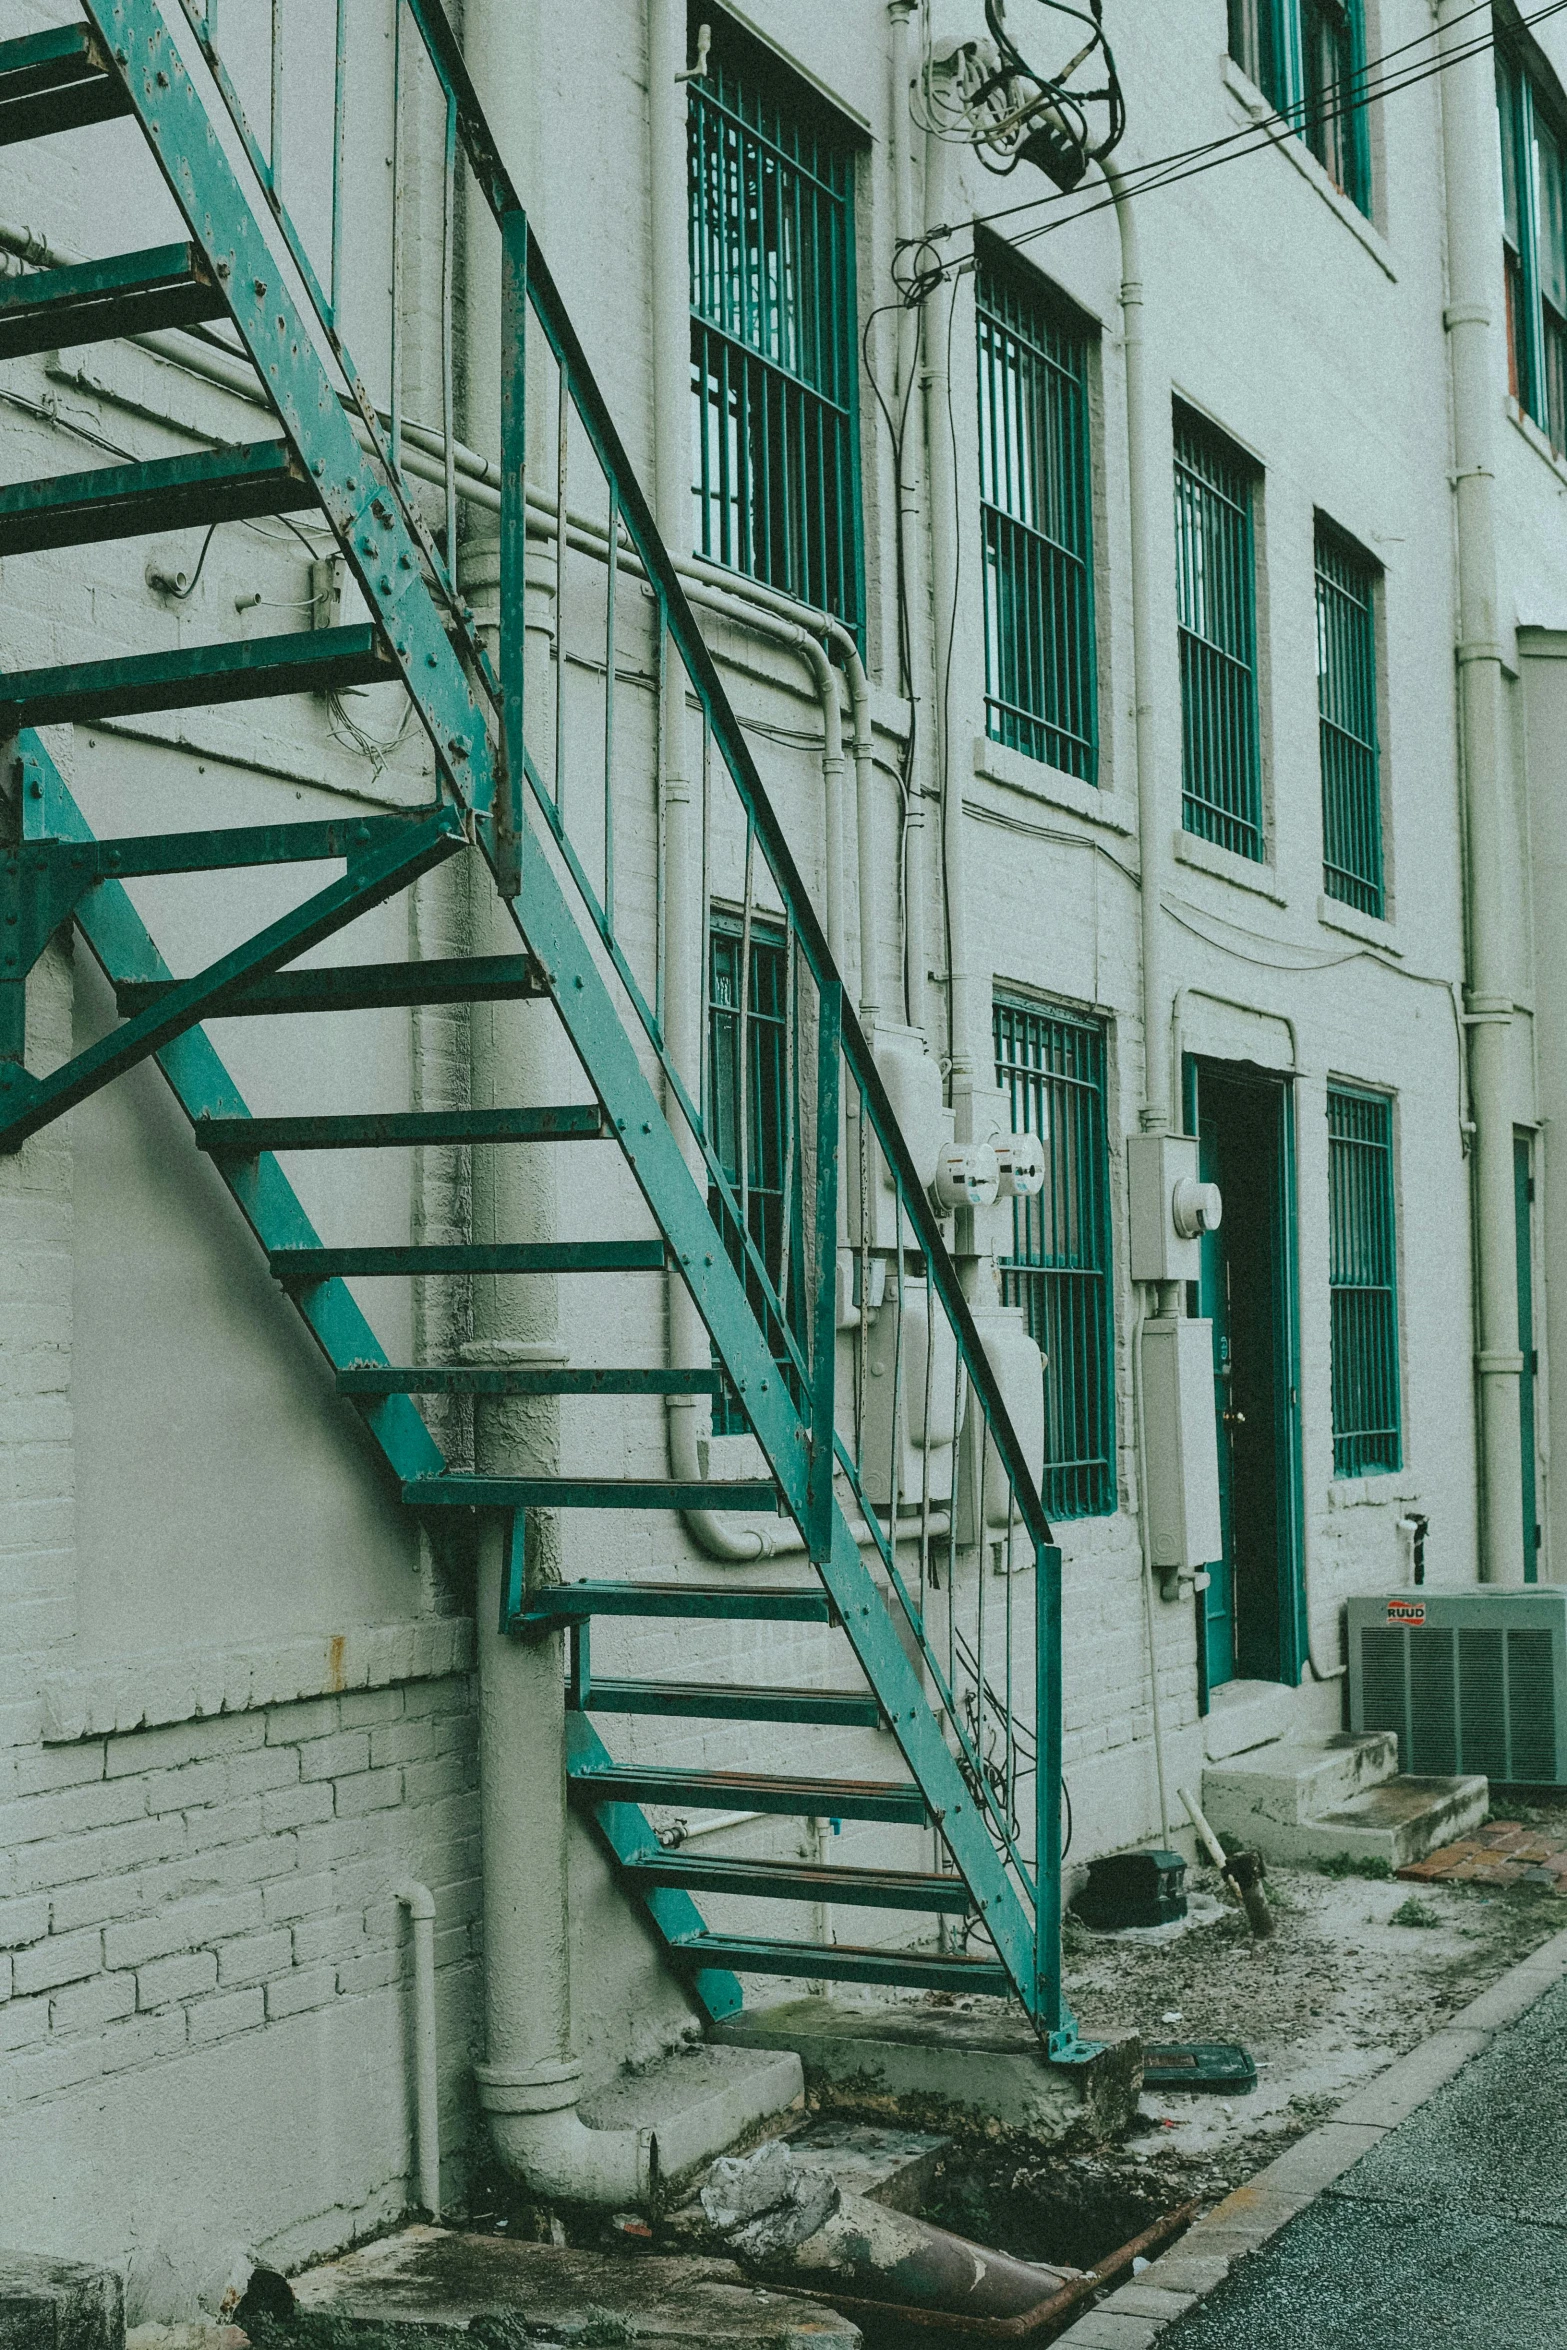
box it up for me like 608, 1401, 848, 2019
0, 2257, 123, 2350
291, 2227, 860, 2349
578, 2040, 804, 2162
713, 1997, 1140, 2140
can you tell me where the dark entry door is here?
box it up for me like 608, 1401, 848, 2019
1186, 1059, 1304, 1691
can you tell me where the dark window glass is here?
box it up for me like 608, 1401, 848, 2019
1174, 408, 1263, 863
976, 248, 1098, 781
994, 999, 1114, 1519
1328, 1084, 1402, 1476
689, 13, 862, 631
1315, 520, 1383, 917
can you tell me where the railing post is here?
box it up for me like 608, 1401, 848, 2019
806, 979, 842, 1561
498, 205, 528, 900
1035, 1539, 1078, 2051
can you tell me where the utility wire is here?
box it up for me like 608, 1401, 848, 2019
901, 0, 1567, 290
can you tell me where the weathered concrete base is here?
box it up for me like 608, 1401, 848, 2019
664, 2119, 951, 2248
576, 2040, 805, 2188
1204, 1731, 1488, 1868
0, 2257, 124, 2350
290, 2226, 859, 2348
711, 2000, 1141, 2141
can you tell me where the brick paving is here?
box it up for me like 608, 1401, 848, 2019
1396, 1818, 1567, 1889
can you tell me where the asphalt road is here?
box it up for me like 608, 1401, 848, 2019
1159, 1972, 1567, 2349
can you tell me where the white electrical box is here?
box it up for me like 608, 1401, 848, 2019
1127, 1135, 1221, 1285
1140, 1315, 1222, 1575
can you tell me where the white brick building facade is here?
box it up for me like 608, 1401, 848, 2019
2, 0, 1565, 2307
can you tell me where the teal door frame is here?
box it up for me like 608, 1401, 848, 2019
1517, 1131, 1541, 1582
1185, 1056, 1308, 1697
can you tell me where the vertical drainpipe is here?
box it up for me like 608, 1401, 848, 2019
921, 114, 968, 1098
456, 0, 585, 2178
1438, 0, 1525, 1584
648, 0, 716, 1511
1103, 161, 1173, 1838
890, 0, 931, 1045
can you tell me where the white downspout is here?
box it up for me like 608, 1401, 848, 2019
396, 1883, 440, 2219
921, 127, 969, 1094
1438, 0, 1526, 1584
1102, 162, 1170, 1149
891, 0, 932, 1042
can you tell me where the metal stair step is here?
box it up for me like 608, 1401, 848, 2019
0, 625, 395, 728
622, 1853, 969, 1912
406, 1478, 783, 1514
0, 240, 228, 361
664, 1935, 1008, 1992
570, 1762, 928, 1825
510, 1579, 823, 1621
118, 953, 548, 1019
199, 1105, 606, 1154
580, 1677, 879, 1727
271, 1238, 664, 1281
340, 1363, 717, 1396
0, 442, 318, 559
0, 24, 130, 145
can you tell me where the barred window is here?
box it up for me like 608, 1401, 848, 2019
689, 12, 862, 631
1315, 520, 1383, 918
1175, 407, 1263, 862
994, 1000, 1114, 1519
976, 247, 1097, 780
1228, 0, 1371, 214
1328, 1083, 1402, 1476
708, 922, 801, 1431
1497, 26, 1567, 451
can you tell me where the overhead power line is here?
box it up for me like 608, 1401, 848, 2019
898, 0, 1567, 294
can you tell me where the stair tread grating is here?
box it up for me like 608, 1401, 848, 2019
569, 1760, 929, 1825
121, 954, 550, 1021
579, 1676, 879, 1726
515, 1579, 824, 1620
663, 1934, 1010, 1993
340, 1363, 718, 1397
407, 1477, 784, 1514
0, 625, 395, 728
621, 1852, 972, 1911
203, 1106, 607, 1154
0, 240, 229, 361
272, 1239, 665, 1279
0, 441, 318, 557
0, 24, 131, 144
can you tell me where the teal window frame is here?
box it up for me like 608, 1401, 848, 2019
1227, 0, 1372, 215
994, 998, 1115, 1519
1497, 21, 1567, 452
688, 9, 865, 635
1174, 405, 1264, 863
1327, 1082, 1402, 1477
708, 917, 803, 1431
975, 241, 1098, 781
1315, 518, 1384, 918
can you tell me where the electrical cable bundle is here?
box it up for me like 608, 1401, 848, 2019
917, 0, 1125, 190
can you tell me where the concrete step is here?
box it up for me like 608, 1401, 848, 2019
575, 2041, 804, 2185
663, 2116, 951, 2248
1204, 1763, 1488, 1869
1202, 1679, 1297, 1761
1203, 1732, 1400, 1839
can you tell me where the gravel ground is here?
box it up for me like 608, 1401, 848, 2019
925, 1844, 1567, 2269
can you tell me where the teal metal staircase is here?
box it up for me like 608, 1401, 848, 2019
0, 0, 1088, 2056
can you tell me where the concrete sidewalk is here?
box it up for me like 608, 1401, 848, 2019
1056, 1926, 1567, 2350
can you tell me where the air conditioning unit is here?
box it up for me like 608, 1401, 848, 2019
1347, 1587, 1567, 1785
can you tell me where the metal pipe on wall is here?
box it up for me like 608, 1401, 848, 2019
1437, 0, 1526, 1585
